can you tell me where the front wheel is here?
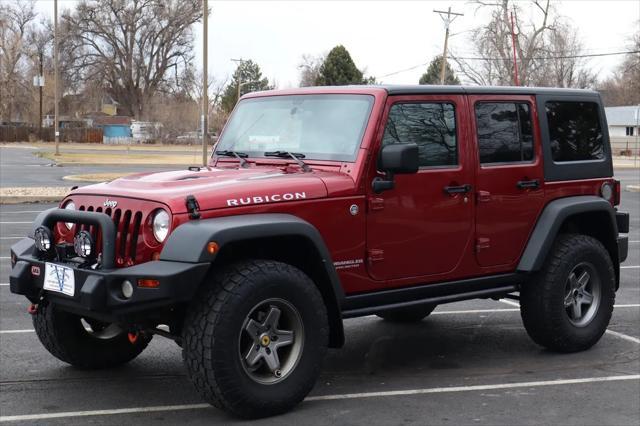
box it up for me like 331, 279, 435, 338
182, 260, 329, 419
33, 302, 152, 369
520, 234, 615, 353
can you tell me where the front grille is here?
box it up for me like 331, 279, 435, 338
77, 204, 144, 266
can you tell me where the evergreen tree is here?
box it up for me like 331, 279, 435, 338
419, 56, 460, 85
315, 45, 365, 86
221, 60, 272, 113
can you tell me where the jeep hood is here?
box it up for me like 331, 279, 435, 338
70, 166, 350, 213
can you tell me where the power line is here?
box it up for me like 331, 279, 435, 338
377, 50, 639, 80
455, 50, 639, 61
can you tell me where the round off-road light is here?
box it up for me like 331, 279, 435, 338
121, 280, 134, 299
34, 226, 53, 252
73, 230, 94, 258
601, 182, 614, 202
152, 209, 170, 243
64, 201, 76, 230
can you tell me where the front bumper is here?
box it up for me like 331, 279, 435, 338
10, 238, 209, 321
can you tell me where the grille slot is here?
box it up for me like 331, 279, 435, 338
73, 204, 144, 266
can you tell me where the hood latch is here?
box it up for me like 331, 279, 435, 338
185, 194, 201, 220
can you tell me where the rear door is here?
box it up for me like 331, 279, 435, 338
470, 95, 545, 268
366, 95, 474, 281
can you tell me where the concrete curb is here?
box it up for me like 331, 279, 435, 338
626, 185, 640, 193
0, 187, 71, 205
0, 195, 66, 204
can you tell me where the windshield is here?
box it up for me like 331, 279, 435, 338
214, 94, 374, 162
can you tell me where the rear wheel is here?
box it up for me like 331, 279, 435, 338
376, 304, 436, 322
182, 260, 328, 418
520, 234, 615, 352
33, 302, 152, 369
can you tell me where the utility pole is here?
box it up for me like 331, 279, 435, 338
433, 7, 463, 85
201, 0, 208, 166
39, 50, 43, 132
231, 58, 244, 104
510, 10, 520, 86
0, 18, 5, 123
54, 0, 60, 155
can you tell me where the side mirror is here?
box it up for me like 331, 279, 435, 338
379, 143, 419, 174
373, 143, 419, 193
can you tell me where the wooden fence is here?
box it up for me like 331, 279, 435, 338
0, 126, 103, 143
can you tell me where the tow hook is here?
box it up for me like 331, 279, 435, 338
27, 304, 39, 315
128, 332, 139, 344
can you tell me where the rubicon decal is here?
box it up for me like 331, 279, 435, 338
333, 259, 364, 270
227, 192, 307, 207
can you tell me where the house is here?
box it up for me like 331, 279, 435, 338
605, 106, 639, 156
605, 106, 639, 137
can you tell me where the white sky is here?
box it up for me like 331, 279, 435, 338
34, 0, 640, 87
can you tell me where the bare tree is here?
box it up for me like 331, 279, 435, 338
0, 0, 37, 122
61, 0, 202, 119
598, 28, 640, 106
452, 0, 594, 88
298, 53, 325, 87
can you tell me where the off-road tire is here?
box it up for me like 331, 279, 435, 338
520, 234, 615, 353
376, 304, 436, 322
182, 260, 329, 419
33, 301, 152, 369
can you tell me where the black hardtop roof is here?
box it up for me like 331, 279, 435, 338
379, 85, 600, 97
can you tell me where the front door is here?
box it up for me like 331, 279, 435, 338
470, 95, 545, 267
366, 95, 474, 282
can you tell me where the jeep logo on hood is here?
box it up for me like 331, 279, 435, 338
103, 199, 118, 208
226, 192, 306, 207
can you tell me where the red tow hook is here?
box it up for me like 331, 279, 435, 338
128, 332, 139, 344
27, 304, 38, 315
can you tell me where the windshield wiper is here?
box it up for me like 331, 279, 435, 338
215, 150, 249, 168
264, 150, 311, 172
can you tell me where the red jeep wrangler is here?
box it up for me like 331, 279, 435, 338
10, 86, 629, 418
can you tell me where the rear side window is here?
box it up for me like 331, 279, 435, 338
382, 103, 457, 167
475, 102, 534, 164
545, 101, 603, 162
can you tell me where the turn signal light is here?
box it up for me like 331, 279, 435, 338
207, 242, 219, 254
138, 279, 160, 288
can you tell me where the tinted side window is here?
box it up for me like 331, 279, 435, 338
475, 102, 534, 164
545, 101, 603, 162
382, 103, 457, 167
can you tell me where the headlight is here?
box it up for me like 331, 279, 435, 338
64, 201, 76, 230
152, 209, 170, 243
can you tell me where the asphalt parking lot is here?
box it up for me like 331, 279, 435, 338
0, 173, 638, 425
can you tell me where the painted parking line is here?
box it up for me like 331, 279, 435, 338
1, 374, 638, 422
0, 236, 22, 240
605, 329, 640, 344
621, 265, 640, 269
0, 222, 32, 224
0, 211, 46, 214
498, 300, 640, 344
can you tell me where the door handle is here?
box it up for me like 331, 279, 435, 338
444, 184, 472, 194
516, 179, 540, 189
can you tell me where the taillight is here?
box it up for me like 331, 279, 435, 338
613, 180, 621, 206
600, 181, 615, 205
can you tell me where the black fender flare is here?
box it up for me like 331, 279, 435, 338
517, 195, 618, 272
160, 213, 345, 347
